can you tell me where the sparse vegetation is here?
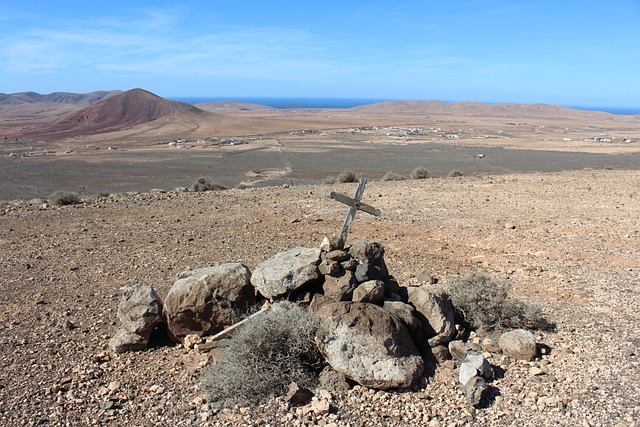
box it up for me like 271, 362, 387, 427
191, 177, 226, 192
381, 171, 407, 181
337, 169, 357, 183
447, 272, 552, 331
48, 191, 81, 206
410, 167, 430, 179
323, 169, 357, 184
448, 170, 463, 177
202, 301, 324, 406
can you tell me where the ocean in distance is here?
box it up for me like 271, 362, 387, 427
169, 97, 640, 116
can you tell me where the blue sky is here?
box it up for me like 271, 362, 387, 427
1, 1, 639, 108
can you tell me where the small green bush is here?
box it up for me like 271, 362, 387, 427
410, 167, 430, 179
381, 171, 407, 181
447, 272, 551, 330
191, 177, 226, 192
448, 170, 463, 177
202, 301, 324, 406
48, 191, 81, 206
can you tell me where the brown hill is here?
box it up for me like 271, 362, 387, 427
18, 88, 217, 139
353, 100, 631, 121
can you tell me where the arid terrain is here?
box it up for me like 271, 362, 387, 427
1, 89, 639, 200
0, 90, 639, 426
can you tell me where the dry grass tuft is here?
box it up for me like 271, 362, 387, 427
48, 191, 81, 206
381, 171, 407, 181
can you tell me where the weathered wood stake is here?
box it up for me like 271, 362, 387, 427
330, 177, 381, 249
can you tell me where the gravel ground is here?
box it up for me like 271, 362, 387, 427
0, 169, 639, 426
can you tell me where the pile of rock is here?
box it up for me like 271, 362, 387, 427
109, 239, 542, 406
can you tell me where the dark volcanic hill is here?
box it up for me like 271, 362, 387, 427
18, 88, 216, 139
0, 90, 122, 106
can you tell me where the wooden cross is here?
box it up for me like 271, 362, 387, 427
330, 177, 381, 249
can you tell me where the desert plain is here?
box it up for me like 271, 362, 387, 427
0, 91, 639, 426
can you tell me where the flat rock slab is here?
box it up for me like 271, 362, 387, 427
164, 263, 254, 342
251, 247, 321, 299
404, 285, 456, 347
314, 301, 424, 390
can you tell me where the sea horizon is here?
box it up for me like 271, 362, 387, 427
168, 96, 640, 116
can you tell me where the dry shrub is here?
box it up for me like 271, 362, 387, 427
202, 302, 324, 406
322, 176, 336, 184
448, 170, 463, 177
447, 272, 551, 331
410, 167, 430, 179
323, 170, 357, 184
48, 191, 81, 206
191, 177, 226, 192
381, 171, 407, 181
337, 169, 357, 183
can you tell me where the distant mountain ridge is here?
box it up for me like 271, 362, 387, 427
0, 90, 122, 106
352, 100, 633, 120
195, 100, 272, 111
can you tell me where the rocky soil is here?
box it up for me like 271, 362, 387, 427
0, 169, 639, 426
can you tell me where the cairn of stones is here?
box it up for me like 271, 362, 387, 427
110, 238, 540, 407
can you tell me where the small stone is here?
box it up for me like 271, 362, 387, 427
183, 334, 203, 350
320, 236, 340, 252
285, 382, 313, 407
317, 389, 332, 401
352, 280, 385, 303
459, 352, 493, 385
326, 250, 350, 262
309, 397, 331, 415
449, 340, 468, 361
530, 366, 545, 376
318, 260, 341, 276
340, 259, 359, 271
431, 345, 451, 363
499, 329, 537, 361
102, 400, 116, 410
464, 376, 489, 407
354, 263, 384, 283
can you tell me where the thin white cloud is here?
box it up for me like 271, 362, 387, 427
0, 8, 346, 83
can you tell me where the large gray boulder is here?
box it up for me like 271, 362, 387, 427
314, 302, 424, 390
404, 286, 456, 347
251, 247, 321, 300
499, 329, 537, 361
109, 284, 163, 353
164, 263, 254, 343
117, 284, 163, 337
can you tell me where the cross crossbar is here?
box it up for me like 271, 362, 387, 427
330, 177, 381, 249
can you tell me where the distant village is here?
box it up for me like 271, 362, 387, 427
4, 126, 637, 159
